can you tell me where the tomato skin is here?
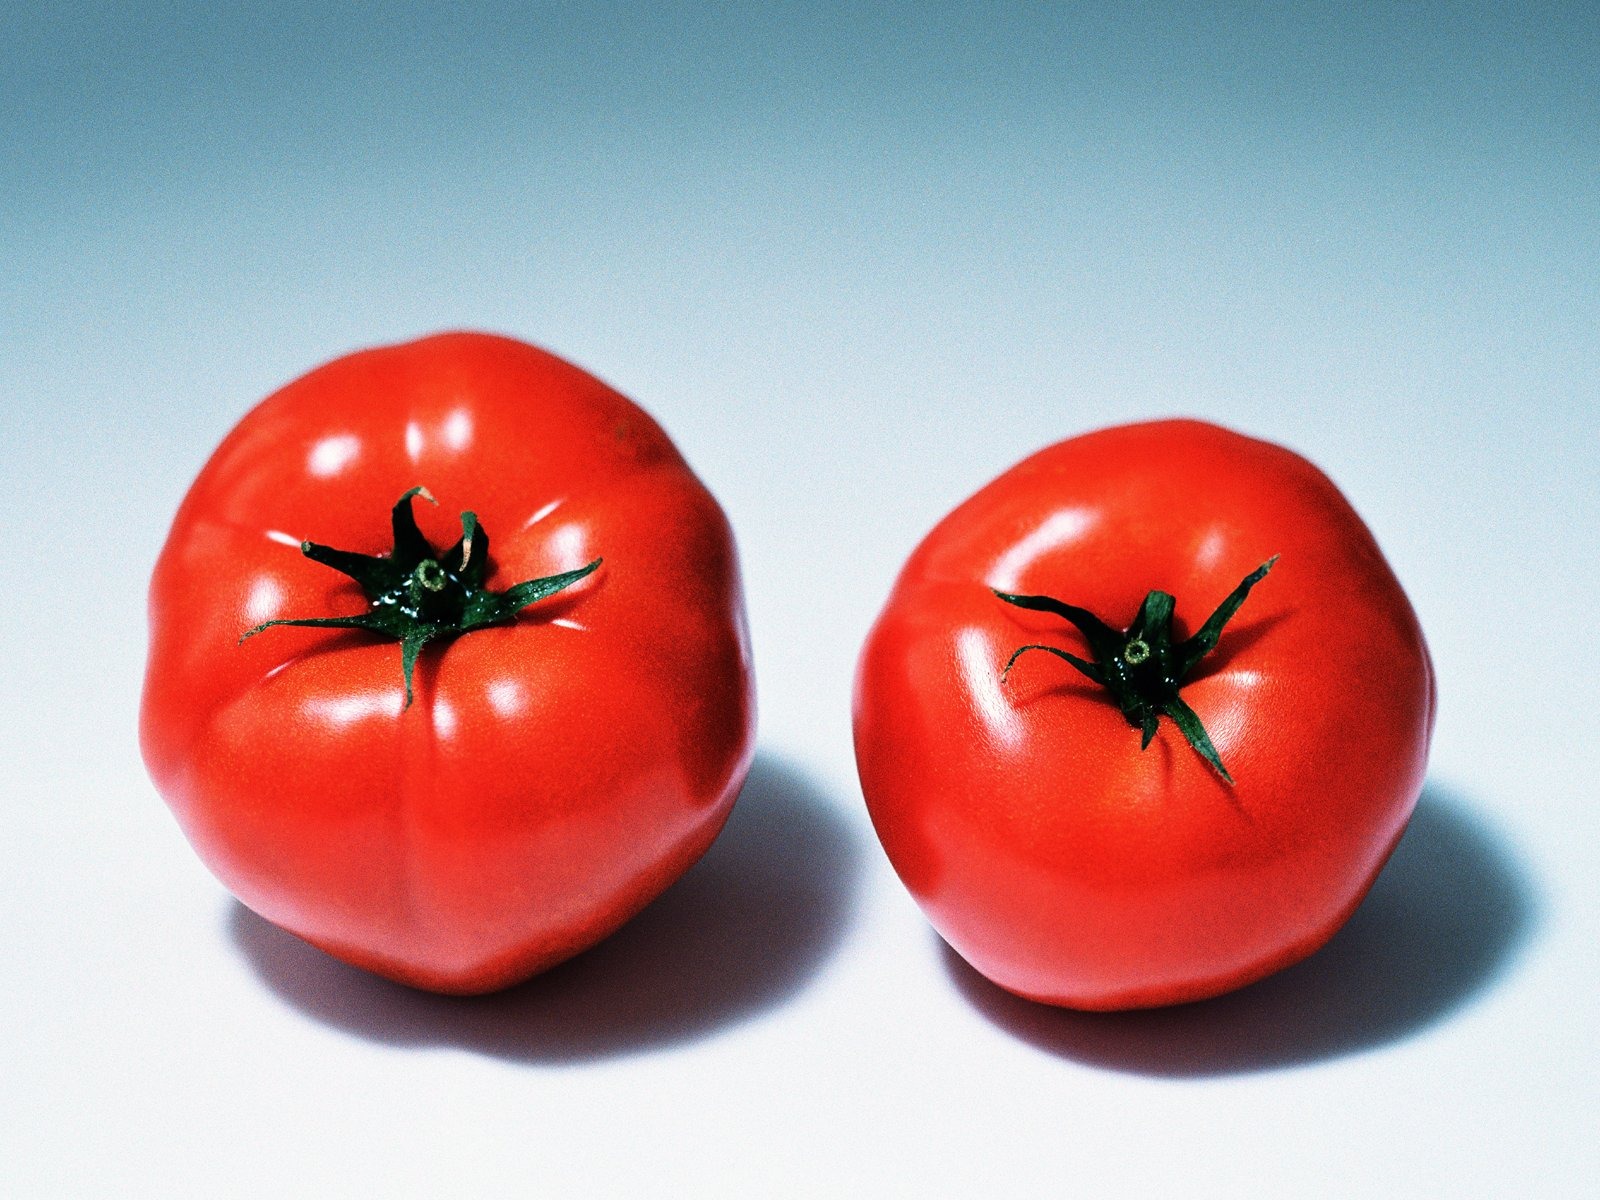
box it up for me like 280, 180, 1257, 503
853, 420, 1435, 1011
141, 332, 755, 994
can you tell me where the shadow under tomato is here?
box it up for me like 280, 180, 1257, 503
942, 783, 1539, 1077
228, 751, 864, 1063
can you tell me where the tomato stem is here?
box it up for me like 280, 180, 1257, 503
995, 556, 1277, 783
240, 489, 601, 707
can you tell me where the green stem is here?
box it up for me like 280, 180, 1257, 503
242, 489, 601, 706
995, 556, 1277, 782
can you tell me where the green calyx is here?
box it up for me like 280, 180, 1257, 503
241, 487, 601, 706
994, 556, 1278, 783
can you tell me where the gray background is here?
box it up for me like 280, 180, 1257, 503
3, 4, 1595, 1196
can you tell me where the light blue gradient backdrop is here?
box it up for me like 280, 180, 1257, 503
3, 4, 1596, 1196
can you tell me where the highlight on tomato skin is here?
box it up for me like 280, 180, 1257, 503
851, 418, 1435, 1012
140, 331, 757, 995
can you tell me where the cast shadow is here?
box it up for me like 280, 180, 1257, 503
229, 751, 864, 1064
943, 783, 1539, 1077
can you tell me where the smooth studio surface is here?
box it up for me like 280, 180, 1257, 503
3, 5, 1594, 1197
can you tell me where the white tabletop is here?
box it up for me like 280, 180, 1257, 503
4, 6, 1595, 1197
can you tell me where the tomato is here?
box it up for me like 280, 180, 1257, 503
141, 332, 755, 995
853, 419, 1435, 1010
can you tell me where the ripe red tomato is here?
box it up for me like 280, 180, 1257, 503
853, 420, 1435, 1010
142, 332, 755, 994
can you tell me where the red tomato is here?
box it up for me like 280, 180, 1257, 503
141, 332, 755, 995
853, 420, 1435, 1010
